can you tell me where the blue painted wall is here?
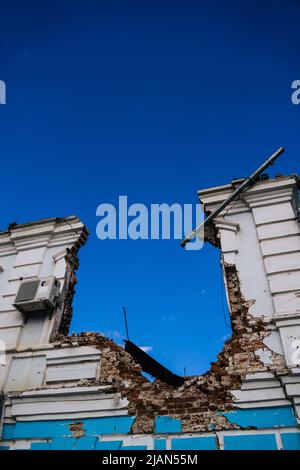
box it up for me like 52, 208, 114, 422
222, 406, 297, 429
2, 416, 135, 440
224, 434, 278, 450
0, 407, 299, 451
154, 439, 167, 450
155, 416, 181, 433
171, 436, 218, 450
281, 433, 300, 450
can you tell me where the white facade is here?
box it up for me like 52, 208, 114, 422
0, 175, 300, 450
199, 175, 300, 417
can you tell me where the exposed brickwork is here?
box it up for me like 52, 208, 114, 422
51, 228, 286, 434
50, 223, 89, 340
53, 261, 286, 434
203, 220, 221, 248
69, 421, 85, 438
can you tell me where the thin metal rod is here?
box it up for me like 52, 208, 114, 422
181, 147, 285, 247
122, 306, 130, 341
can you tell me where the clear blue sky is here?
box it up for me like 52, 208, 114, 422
0, 1, 299, 376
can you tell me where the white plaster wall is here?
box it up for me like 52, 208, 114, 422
199, 176, 300, 412
0, 217, 86, 352
227, 211, 275, 317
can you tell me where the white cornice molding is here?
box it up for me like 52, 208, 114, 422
198, 176, 297, 208
0, 216, 86, 257
214, 218, 240, 232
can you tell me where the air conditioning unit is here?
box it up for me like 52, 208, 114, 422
14, 276, 61, 314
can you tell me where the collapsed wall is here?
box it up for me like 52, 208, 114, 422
52, 261, 286, 435
1, 174, 300, 450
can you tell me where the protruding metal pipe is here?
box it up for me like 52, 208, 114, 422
122, 306, 130, 341
181, 147, 285, 248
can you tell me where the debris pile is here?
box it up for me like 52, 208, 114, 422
54, 263, 285, 433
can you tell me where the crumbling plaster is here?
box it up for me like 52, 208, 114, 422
1, 175, 300, 440
52, 258, 287, 434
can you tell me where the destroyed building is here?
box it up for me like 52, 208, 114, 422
0, 174, 300, 450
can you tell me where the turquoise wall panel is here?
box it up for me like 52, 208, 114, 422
223, 407, 296, 429
30, 442, 52, 450
224, 434, 277, 450
155, 439, 167, 450
171, 436, 218, 450
155, 416, 181, 433
121, 445, 147, 450
95, 440, 123, 450
2, 416, 135, 440
281, 433, 300, 450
